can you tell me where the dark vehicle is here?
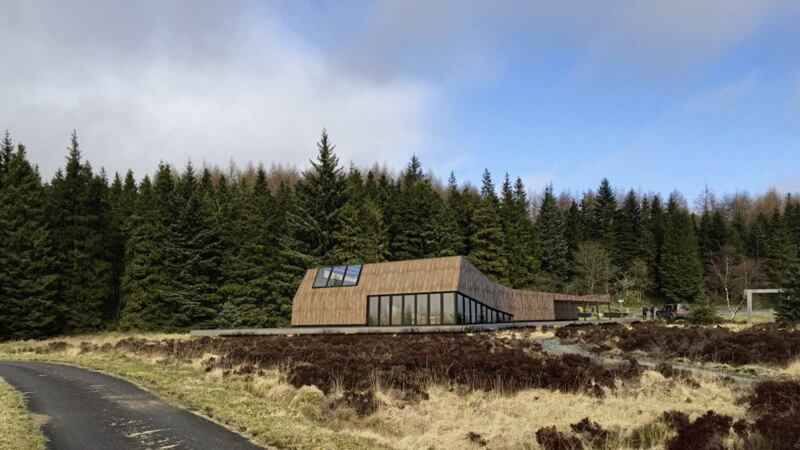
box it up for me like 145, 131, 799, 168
656, 303, 690, 320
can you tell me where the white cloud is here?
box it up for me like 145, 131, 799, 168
0, 1, 439, 179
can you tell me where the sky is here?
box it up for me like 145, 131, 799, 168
2, 0, 800, 201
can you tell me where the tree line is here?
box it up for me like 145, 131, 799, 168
1, 130, 799, 339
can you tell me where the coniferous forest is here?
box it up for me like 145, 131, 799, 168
1, 129, 799, 340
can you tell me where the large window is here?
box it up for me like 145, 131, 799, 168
312, 264, 363, 288
403, 294, 415, 325
416, 295, 428, 325
391, 295, 403, 324
368, 297, 379, 326
379, 295, 390, 325
366, 292, 513, 326
429, 293, 442, 325
442, 293, 456, 325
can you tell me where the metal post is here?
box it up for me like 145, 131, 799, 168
746, 290, 753, 325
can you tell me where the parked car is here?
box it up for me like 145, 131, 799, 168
656, 303, 690, 320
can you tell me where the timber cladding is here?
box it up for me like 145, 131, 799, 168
291, 256, 462, 326
291, 256, 610, 326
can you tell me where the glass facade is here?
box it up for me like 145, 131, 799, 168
391, 295, 402, 324
312, 264, 363, 288
403, 294, 415, 325
365, 291, 513, 326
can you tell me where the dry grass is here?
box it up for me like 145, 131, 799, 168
342, 370, 746, 450
0, 376, 47, 450
0, 332, 759, 450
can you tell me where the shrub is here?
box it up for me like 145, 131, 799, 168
687, 291, 720, 325
535, 426, 583, 450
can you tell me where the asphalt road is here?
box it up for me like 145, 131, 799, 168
0, 361, 263, 450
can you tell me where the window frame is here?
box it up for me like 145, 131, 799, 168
312, 264, 363, 289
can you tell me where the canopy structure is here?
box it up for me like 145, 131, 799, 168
743, 288, 783, 324
291, 256, 609, 327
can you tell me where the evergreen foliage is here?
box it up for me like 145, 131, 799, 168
468, 169, 509, 283
687, 290, 721, 324
775, 260, 800, 323
2, 128, 799, 338
535, 185, 569, 287
659, 195, 704, 302
0, 143, 59, 339
292, 130, 346, 264
47, 131, 113, 332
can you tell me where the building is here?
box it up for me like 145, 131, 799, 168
291, 256, 610, 327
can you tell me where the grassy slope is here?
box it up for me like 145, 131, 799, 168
0, 335, 388, 450
0, 376, 47, 450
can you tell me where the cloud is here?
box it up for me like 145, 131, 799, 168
340, 0, 797, 82
0, 1, 440, 179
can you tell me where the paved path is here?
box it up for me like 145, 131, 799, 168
0, 361, 263, 450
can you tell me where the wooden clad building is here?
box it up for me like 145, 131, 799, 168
291, 256, 609, 327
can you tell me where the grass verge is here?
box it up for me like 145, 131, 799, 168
0, 376, 47, 450
0, 334, 387, 450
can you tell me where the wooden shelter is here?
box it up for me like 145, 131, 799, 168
291, 256, 610, 327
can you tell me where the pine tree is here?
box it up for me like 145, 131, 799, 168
614, 190, 641, 271
218, 171, 283, 327
500, 175, 537, 288
0, 131, 13, 189
329, 168, 389, 264
273, 182, 313, 324
388, 156, 450, 259
446, 172, 477, 256
659, 195, 703, 302
775, 260, 800, 323
591, 178, 617, 257
765, 209, 797, 286
292, 130, 346, 264
119, 168, 173, 330
468, 169, 508, 283
0, 143, 60, 339
564, 200, 583, 264
47, 131, 112, 332
535, 185, 569, 287
164, 162, 223, 329
687, 289, 720, 324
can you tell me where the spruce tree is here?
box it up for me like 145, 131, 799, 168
273, 182, 313, 323
292, 130, 346, 264
765, 208, 797, 286
218, 171, 283, 327
0, 143, 60, 339
388, 156, 450, 259
659, 195, 703, 302
614, 190, 641, 271
775, 260, 800, 322
329, 168, 389, 264
164, 162, 223, 329
535, 185, 570, 287
591, 178, 617, 256
500, 175, 537, 288
0, 131, 13, 188
446, 172, 477, 256
468, 169, 509, 283
47, 131, 112, 332
119, 168, 173, 330
564, 200, 583, 263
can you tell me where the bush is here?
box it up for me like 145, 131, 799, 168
687, 291, 720, 325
